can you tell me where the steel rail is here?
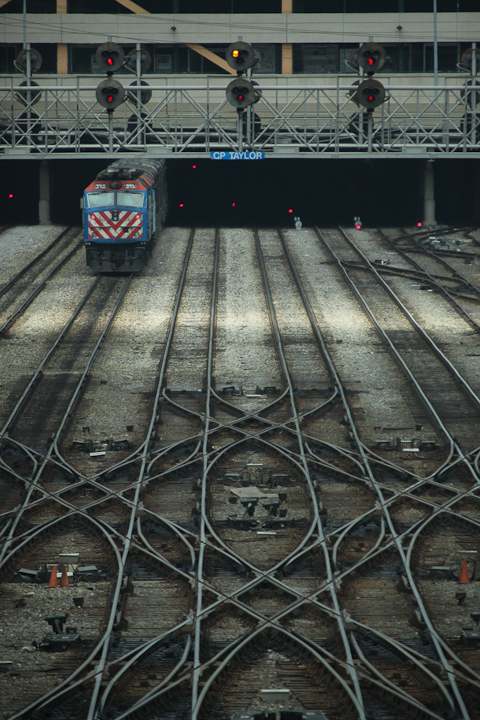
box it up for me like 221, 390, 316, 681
91, 228, 196, 720
399, 226, 480, 296
285, 226, 464, 713
375, 227, 480, 332
0, 238, 83, 336
0, 275, 101, 437
314, 226, 471, 718
193, 226, 219, 712
0, 226, 73, 301
346, 259, 480, 304
336, 224, 480, 459
6, 512, 123, 720
0, 274, 133, 567
251, 229, 365, 716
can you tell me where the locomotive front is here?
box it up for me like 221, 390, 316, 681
83, 173, 151, 272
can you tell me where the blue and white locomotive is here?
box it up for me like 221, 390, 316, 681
82, 159, 167, 272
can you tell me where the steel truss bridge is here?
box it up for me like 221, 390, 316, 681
0, 78, 479, 159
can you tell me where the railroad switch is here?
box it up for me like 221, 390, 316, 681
241, 498, 259, 517
461, 612, 480, 644
430, 566, 453, 580
45, 614, 69, 634
222, 385, 241, 396
39, 614, 81, 652
263, 517, 293, 530
263, 500, 280, 517
271, 474, 291, 487
76, 565, 106, 583
227, 516, 258, 530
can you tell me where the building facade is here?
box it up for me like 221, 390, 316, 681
1, 0, 479, 81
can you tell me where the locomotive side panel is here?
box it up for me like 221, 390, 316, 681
82, 160, 167, 272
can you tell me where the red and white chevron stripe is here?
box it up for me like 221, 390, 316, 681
88, 210, 143, 240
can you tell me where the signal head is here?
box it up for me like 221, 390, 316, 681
226, 77, 256, 109
356, 78, 386, 110
226, 42, 258, 72
96, 78, 125, 109
125, 47, 152, 72
357, 42, 387, 74
15, 47, 43, 73
354, 216, 362, 230
95, 42, 125, 73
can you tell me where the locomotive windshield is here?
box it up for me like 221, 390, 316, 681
116, 192, 144, 208
87, 192, 114, 208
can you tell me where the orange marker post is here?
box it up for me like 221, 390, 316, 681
48, 565, 58, 588
60, 565, 69, 588
460, 558, 470, 584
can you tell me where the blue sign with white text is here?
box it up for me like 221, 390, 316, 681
211, 151, 265, 160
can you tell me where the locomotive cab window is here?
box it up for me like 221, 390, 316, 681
87, 192, 114, 208
116, 192, 145, 208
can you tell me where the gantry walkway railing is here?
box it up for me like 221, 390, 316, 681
1, 78, 479, 158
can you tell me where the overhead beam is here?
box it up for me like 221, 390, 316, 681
111, 0, 232, 73
185, 43, 235, 74
114, 0, 149, 13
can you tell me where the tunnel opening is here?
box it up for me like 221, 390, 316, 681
0, 158, 476, 229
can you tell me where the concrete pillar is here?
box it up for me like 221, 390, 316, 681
281, 0, 293, 74
282, 43, 293, 74
474, 162, 480, 224
39, 160, 51, 225
424, 160, 436, 227
57, 43, 68, 75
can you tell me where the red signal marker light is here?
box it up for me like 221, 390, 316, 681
355, 224, 362, 230
417, 221, 423, 228
232, 202, 236, 207
288, 208, 293, 214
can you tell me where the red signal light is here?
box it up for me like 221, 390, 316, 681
192, 165, 196, 169
179, 203, 184, 208
368, 57, 374, 66
355, 224, 362, 230
417, 221, 423, 228
237, 94, 244, 101
8, 193, 14, 199
288, 209, 293, 214
107, 57, 114, 66
107, 95, 114, 103
232, 202, 236, 207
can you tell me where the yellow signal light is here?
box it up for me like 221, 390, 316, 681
232, 50, 240, 58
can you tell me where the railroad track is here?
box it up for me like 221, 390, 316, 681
1, 226, 480, 720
